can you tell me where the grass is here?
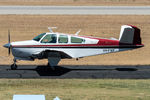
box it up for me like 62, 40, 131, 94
0, 79, 150, 100
0, 15, 149, 65
0, 0, 150, 6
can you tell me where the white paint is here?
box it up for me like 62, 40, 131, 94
13, 95, 45, 100
53, 96, 61, 100
119, 25, 134, 44
12, 47, 132, 59
12, 40, 39, 46
0, 6, 150, 15
4, 26, 142, 67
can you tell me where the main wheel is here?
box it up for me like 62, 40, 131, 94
47, 62, 55, 70
11, 64, 18, 70
47, 62, 50, 67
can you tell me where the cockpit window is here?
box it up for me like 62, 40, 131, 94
41, 34, 57, 43
71, 36, 84, 43
33, 33, 46, 41
58, 35, 68, 43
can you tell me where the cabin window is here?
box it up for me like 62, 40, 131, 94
41, 34, 57, 43
58, 35, 68, 43
71, 36, 84, 43
33, 33, 46, 41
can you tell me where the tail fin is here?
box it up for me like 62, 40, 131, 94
119, 25, 141, 45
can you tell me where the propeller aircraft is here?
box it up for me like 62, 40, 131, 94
3, 25, 144, 70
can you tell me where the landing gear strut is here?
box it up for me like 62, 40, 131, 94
11, 58, 18, 70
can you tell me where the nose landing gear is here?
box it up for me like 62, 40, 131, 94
11, 58, 18, 70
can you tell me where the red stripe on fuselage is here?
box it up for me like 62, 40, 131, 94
12, 38, 143, 48
12, 39, 120, 48
12, 44, 102, 47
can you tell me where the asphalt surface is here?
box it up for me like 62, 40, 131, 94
0, 65, 150, 79
0, 6, 150, 15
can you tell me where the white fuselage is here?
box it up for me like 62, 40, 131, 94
3, 25, 144, 68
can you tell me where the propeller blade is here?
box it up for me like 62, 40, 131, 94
8, 29, 10, 43
8, 47, 10, 55
8, 29, 11, 55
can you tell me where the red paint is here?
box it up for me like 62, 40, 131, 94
12, 26, 144, 48
128, 24, 137, 28
129, 25, 142, 45
12, 37, 143, 48
97, 39, 119, 46
12, 44, 99, 47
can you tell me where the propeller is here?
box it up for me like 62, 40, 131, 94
8, 30, 11, 55
3, 29, 12, 55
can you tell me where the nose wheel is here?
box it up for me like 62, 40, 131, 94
11, 58, 18, 70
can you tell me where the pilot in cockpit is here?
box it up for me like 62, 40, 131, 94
49, 35, 56, 43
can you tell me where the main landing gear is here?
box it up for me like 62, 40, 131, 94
47, 62, 55, 70
10, 58, 18, 70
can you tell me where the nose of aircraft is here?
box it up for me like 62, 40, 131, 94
3, 43, 11, 48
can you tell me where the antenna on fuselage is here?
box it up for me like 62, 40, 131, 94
75, 29, 81, 35
48, 27, 57, 33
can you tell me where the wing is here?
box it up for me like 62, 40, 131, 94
31, 50, 72, 67
31, 50, 72, 59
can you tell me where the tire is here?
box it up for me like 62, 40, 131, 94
11, 64, 17, 70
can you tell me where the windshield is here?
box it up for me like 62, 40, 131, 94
33, 33, 46, 41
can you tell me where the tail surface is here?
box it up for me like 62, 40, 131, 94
119, 25, 142, 45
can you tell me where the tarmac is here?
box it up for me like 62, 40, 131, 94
0, 65, 150, 79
